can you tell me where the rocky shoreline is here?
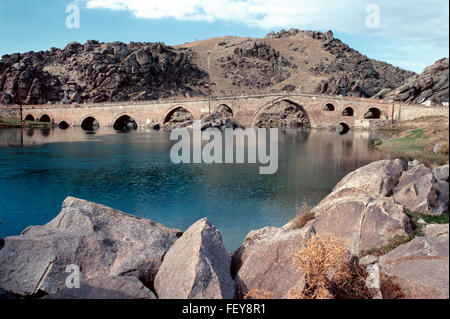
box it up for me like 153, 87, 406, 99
0, 159, 448, 299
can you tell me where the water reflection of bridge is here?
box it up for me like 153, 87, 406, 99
0, 126, 391, 169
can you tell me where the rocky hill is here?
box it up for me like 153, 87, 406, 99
373, 58, 449, 105
0, 41, 208, 105
0, 29, 419, 105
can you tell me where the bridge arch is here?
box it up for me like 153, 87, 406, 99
322, 102, 336, 112
80, 116, 100, 130
342, 107, 354, 117
251, 97, 312, 128
334, 121, 351, 134
58, 121, 70, 129
24, 114, 35, 121
363, 107, 382, 119
113, 114, 138, 131
39, 114, 51, 123
212, 103, 234, 116
162, 105, 195, 125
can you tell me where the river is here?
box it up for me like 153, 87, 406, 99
0, 127, 390, 251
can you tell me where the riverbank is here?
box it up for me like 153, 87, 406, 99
372, 116, 449, 165
0, 116, 54, 129
0, 158, 448, 299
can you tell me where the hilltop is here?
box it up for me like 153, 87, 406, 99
0, 29, 417, 105
374, 57, 449, 105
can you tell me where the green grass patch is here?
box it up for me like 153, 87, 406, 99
0, 116, 53, 128
373, 118, 449, 165
361, 210, 449, 257
406, 209, 449, 225
375, 131, 448, 165
405, 128, 427, 139
0, 117, 21, 126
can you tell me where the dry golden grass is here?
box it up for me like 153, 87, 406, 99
289, 234, 350, 299
288, 202, 315, 230
244, 289, 274, 299
336, 261, 373, 299
242, 234, 372, 299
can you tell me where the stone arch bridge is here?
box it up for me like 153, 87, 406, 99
15, 93, 395, 130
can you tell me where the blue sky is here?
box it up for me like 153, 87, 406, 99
0, 0, 448, 73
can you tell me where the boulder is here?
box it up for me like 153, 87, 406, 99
433, 144, 442, 154
424, 223, 449, 237
43, 276, 156, 299
393, 164, 448, 215
359, 255, 379, 268
0, 197, 181, 296
432, 164, 449, 182
378, 235, 449, 299
408, 159, 421, 170
231, 226, 314, 299
307, 159, 412, 256
311, 194, 412, 255
417, 218, 427, 225
154, 218, 235, 299
330, 159, 407, 198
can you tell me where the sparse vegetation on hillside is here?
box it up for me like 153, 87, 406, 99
374, 116, 449, 165
1, 29, 415, 105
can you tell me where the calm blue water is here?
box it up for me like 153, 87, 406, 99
0, 127, 388, 252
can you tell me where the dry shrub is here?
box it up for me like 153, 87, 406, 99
289, 202, 315, 229
244, 289, 274, 299
440, 143, 449, 155
379, 274, 405, 299
336, 260, 373, 299
289, 234, 351, 299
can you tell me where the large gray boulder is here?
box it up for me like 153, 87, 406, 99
393, 164, 449, 215
0, 197, 181, 296
424, 223, 449, 237
43, 276, 156, 299
378, 235, 449, 299
309, 159, 412, 256
154, 218, 235, 299
231, 226, 314, 299
311, 194, 412, 256
329, 159, 407, 198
